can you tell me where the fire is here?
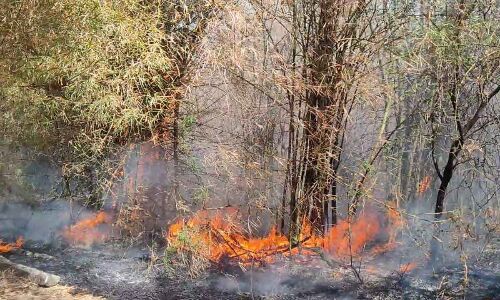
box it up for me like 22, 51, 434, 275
166, 208, 294, 262
323, 213, 380, 257
399, 262, 417, 273
166, 207, 403, 264
0, 237, 24, 253
417, 176, 431, 195
370, 201, 403, 255
62, 211, 111, 247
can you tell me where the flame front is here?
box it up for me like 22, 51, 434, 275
323, 213, 381, 257
0, 236, 24, 253
166, 208, 294, 262
62, 211, 111, 247
399, 262, 418, 272
167, 207, 402, 264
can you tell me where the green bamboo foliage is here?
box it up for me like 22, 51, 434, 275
1, 0, 171, 154
0, 0, 218, 203
1, 0, 218, 166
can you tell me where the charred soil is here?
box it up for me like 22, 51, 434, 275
1, 239, 498, 300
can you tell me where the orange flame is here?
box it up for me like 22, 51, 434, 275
399, 262, 418, 273
166, 208, 294, 262
0, 236, 24, 253
323, 213, 381, 257
370, 202, 404, 255
62, 211, 111, 247
166, 207, 402, 264
417, 176, 431, 195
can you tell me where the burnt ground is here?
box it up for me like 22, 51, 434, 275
2, 239, 499, 300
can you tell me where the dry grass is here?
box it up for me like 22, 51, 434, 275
0, 270, 104, 300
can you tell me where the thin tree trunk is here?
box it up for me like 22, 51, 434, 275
435, 140, 461, 218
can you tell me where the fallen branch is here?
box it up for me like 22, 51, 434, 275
0, 255, 60, 287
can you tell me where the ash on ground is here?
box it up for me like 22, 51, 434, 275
3, 239, 499, 300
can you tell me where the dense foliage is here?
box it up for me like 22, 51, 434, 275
0, 0, 217, 197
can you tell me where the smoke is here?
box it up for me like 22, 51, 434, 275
0, 200, 103, 245
214, 263, 348, 298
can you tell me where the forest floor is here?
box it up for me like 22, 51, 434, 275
0, 270, 103, 300
1, 239, 498, 300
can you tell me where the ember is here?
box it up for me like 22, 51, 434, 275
417, 176, 431, 195
62, 211, 111, 247
399, 262, 418, 273
167, 207, 402, 264
0, 236, 24, 253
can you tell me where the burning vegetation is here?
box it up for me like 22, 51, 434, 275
0, 0, 499, 298
62, 211, 111, 247
0, 237, 24, 253
166, 206, 404, 267
417, 176, 431, 195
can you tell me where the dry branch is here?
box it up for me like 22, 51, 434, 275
0, 255, 60, 287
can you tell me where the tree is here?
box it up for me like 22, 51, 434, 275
399, 0, 499, 263
290, 0, 408, 233
0, 0, 220, 201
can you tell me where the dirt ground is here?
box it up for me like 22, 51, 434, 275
0, 270, 104, 300
1, 241, 498, 300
